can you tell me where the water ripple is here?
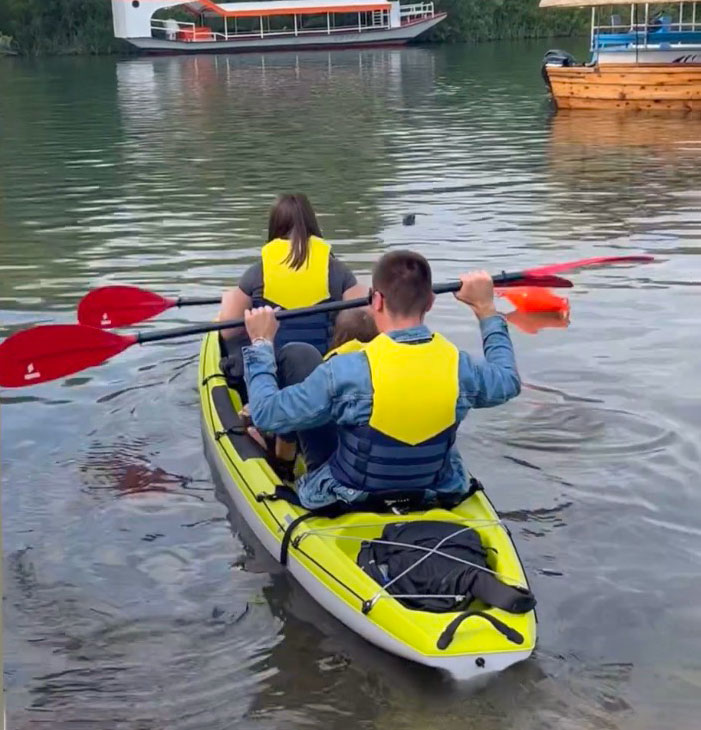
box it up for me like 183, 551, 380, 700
2, 42, 701, 730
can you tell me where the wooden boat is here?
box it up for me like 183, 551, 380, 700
540, 0, 701, 111
111, 0, 446, 54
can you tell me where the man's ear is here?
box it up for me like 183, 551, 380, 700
425, 292, 435, 314
371, 290, 383, 313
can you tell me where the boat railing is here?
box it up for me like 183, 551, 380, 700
400, 2, 435, 24
591, 4, 701, 50
152, 17, 198, 40
151, 10, 398, 42
593, 23, 701, 49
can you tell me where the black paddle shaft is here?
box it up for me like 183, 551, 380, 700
172, 270, 533, 308
176, 296, 220, 307
136, 272, 529, 345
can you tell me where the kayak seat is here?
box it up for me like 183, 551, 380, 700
211, 385, 268, 461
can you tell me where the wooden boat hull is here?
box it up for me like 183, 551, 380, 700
545, 63, 701, 111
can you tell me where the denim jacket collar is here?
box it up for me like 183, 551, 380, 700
385, 324, 433, 343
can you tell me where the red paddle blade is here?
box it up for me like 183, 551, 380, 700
77, 286, 176, 328
0, 325, 137, 388
505, 274, 573, 288
524, 255, 656, 278
497, 286, 570, 313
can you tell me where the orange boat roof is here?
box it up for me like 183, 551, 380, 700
196, 0, 392, 17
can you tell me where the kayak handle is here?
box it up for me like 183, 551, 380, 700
436, 610, 524, 650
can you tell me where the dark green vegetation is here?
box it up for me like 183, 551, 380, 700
0, 0, 121, 55
432, 0, 588, 43
0, 0, 588, 56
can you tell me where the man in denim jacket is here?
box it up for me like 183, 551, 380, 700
242, 251, 521, 510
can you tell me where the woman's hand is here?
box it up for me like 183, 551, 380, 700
244, 306, 280, 343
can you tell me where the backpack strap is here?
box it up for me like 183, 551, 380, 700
469, 572, 537, 614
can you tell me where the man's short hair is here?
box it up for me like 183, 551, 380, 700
372, 251, 432, 317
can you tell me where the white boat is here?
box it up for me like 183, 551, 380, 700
111, 0, 446, 54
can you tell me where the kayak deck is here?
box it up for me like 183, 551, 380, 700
198, 331, 536, 679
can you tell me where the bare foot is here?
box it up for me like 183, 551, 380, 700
247, 426, 267, 450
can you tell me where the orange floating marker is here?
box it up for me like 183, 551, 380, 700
496, 286, 569, 314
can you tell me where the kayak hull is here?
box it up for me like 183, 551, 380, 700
199, 332, 536, 680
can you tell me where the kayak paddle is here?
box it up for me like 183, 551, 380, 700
77, 269, 575, 329
521, 254, 656, 277
76, 255, 655, 329
497, 287, 570, 314
494, 255, 655, 314
0, 275, 571, 389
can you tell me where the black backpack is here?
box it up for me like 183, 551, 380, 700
357, 521, 536, 648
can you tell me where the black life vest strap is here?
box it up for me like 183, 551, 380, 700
436, 610, 524, 650
465, 476, 483, 499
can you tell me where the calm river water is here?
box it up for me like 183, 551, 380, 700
1, 41, 700, 730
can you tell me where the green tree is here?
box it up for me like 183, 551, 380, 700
0, 0, 122, 55
432, 0, 588, 42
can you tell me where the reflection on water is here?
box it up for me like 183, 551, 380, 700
546, 110, 701, 251
504, 308, 570, 335
1, 43, 701, 730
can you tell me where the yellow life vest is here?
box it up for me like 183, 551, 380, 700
260, 236, 331, 309
364, 332, 459, 445
323, 338, 368, 360
328, 332, 460, 493
256, 235, 333, 353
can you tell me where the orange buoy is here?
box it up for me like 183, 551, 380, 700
496, 286, 569, 314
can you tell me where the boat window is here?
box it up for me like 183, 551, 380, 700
299, 13, 328, 31
267, 15, 295, 33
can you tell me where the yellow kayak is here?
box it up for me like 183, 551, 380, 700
199, 331, 537, 679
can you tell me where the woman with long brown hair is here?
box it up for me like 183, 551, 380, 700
219, 193, 367, 476
219, 192, 366, 365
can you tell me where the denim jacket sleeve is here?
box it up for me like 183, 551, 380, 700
242, 342, 336, 432
459, 314, 521, 408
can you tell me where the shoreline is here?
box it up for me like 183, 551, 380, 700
0, 32, 586, 59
